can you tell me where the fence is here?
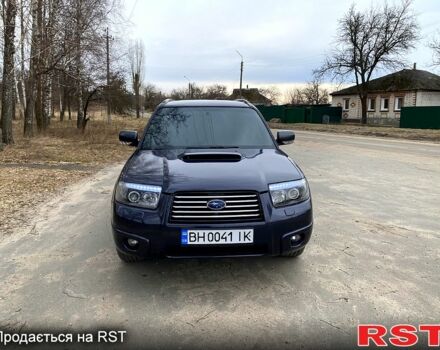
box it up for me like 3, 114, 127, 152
256, 105, 286, 121
256, 105, 342, 124
400, 106, 440, 129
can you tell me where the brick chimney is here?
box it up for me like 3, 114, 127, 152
413, 62, 417, 70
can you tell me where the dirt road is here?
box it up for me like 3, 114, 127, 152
1, 131, 439, 349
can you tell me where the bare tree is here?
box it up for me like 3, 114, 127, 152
430, 36, 440, 66
168, 84, 229, 101
129, 40, 144, 118
204, 84, 228, 99
1, 0, 17, 144
286, 88, 307, 105
189, 84, 205, 99
2, 0, 123, 136
258, 86, 281, 104
144, 83, 165, 110
315, 0, 418, 124
302, 79, 329, 105
169, 87, 188, 100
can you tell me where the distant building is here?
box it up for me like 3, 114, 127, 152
331, 67, 440, 123
229, 87, 272, 106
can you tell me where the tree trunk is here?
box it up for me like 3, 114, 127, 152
1, 0, 17, 145
43, 74, 51, 128
12, 76, 17, 121
35, 75, 43, 131
18, 0, 27, 118
43, 0, 58, 127
135, 89, 140, 118
16, 80, 25, 119
34, 0, 44, 131
75, 0, 83, 129
360, 94, 368, 125
59, 75, 65, 121
134, 73, 140, 118
24, 0, 39, 137
40, 0, 50, 130
13, 70, 21, 120
81, 87, 99, 132
76, 80, 83, 129
67, 93, 71, 120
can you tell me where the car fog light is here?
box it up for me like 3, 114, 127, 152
290, 234, 301, 243
127, 238, 139, 247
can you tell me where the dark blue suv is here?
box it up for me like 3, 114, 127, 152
112, 99, 313, 261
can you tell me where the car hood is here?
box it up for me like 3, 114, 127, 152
121, 148, 304, 193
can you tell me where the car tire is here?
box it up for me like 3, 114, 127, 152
281, 247, 305, 258
117, 250, 143, 263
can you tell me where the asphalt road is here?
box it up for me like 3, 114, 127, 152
1, 131, 439, 349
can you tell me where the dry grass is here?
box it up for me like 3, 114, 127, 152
269, 122, 440, 143
1, 115, 147, 164
0, 114, 148, 238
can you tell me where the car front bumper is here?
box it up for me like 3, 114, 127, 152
111, 192, 313, 258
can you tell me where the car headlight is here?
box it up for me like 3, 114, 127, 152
269, 179, 309, 207
115, 181, 162, 209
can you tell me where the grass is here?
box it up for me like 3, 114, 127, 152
0, 113, 148, 238
1, 116, 147, 164
268, 122, 440, 142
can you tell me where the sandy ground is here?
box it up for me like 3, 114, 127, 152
0, 117, 146, 237
0, 131, 439, 349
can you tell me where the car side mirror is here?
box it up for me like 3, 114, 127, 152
119, 130, 139, 147
276, 130, 295, 145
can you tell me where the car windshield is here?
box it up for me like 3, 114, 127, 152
141, 107, 275, 150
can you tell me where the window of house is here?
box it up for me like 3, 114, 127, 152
380, 97, 389, 111
394, 96, 404, 111
343, 99, 350, 111
368, 98, 376, 111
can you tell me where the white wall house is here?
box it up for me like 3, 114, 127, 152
331, 68, 440, 124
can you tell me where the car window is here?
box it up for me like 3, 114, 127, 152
142, 107, 275, 149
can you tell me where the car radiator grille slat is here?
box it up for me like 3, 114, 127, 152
169, 191, 264, 223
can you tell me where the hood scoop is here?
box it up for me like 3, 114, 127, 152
181, 152, 242, 163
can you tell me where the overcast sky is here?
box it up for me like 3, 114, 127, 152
122, 0, 440, 94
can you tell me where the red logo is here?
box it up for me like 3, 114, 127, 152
358, 324, 440, 347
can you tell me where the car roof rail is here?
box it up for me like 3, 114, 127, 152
235, 98, 251, 106
158, 98, 173, 107
236, 98, 257, 108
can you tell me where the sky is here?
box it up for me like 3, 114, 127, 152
121, 0, 440, 97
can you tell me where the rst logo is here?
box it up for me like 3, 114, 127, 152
358, 324, 440, 347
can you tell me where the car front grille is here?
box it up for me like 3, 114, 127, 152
169, 191, 264, 223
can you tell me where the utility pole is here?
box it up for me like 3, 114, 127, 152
184, 75, 192, 99
236, 50, 243, 97
105, 27, 111, 124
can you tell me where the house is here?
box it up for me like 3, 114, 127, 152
330, 67, 440, 123
229, 87, 272, 106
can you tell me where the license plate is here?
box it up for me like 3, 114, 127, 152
181, 229, 254, 245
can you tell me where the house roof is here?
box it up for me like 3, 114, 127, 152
331, 69, 440, 96
228, 88, 271, 105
